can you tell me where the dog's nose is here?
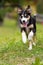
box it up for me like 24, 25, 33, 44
23, 20, 25, 23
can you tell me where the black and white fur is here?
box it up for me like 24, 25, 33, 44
18, 5, 36, 50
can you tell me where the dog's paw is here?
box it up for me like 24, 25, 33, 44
22, 36, 26, 44
22, 31, 27, 44
33, 42, 36, 46
28, 46, 32, 50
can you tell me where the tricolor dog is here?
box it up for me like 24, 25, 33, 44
18, 5, 36, 50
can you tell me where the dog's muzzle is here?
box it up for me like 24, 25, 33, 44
23, 22, 27, 27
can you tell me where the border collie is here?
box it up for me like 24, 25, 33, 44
18, 5, 36, 50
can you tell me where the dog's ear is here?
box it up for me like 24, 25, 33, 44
26, 5, 32, 14
17, 5, 22, 14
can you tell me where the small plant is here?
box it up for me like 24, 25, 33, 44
32, 57, 43, 65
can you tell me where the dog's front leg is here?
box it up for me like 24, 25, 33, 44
22, 31, 27, 44
28, 31, 34, 50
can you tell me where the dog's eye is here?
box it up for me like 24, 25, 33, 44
21, 16, 23, 18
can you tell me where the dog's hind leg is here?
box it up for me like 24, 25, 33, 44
28, 31, 34, 50
22, 31, 27, 44
32, 35, 36, 46
28, 41, 32, 50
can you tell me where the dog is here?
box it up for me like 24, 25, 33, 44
18, 5, 36, 50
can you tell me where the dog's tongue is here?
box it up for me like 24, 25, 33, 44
24, 23, 26, 25
23, 23, 27, 27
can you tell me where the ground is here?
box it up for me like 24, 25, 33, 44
0, 18, 43, 65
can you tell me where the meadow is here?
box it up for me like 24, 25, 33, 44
0, 18, 43, 65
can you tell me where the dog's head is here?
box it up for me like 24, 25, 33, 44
18, 5, 31, 26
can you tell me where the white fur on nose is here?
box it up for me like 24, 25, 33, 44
22, 31, 27, 43
28, 31, 34, 40
21, 17, 27, 22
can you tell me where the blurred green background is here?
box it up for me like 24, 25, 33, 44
0, 0, 43, 65
0, 0, 43, 19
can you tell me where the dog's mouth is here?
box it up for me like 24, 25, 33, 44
23, 22, 27, 27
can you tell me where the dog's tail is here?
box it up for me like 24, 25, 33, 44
33, 14, 37, 20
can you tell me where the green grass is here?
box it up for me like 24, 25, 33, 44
0, 18, 43, 65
